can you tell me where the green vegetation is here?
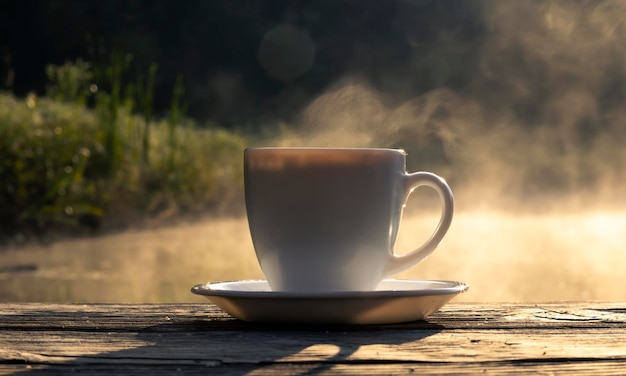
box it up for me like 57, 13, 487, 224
0, 60, 248, 240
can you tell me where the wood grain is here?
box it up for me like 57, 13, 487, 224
1, 303, 626, 375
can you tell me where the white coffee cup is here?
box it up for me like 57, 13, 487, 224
244, 147, 454, 292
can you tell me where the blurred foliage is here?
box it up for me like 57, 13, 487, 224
0, 59, 247, 241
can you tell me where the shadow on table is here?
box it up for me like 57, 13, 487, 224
10, 315, 444, 374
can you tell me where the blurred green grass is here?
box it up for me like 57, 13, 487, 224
0, 59, 248, 241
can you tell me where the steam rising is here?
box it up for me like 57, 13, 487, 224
272, 0, 626, 211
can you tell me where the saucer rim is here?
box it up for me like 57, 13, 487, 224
191, 279, 469, 299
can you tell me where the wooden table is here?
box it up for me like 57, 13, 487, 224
1, 303, 625, 374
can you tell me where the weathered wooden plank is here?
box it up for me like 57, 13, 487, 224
1, 327, 625, 364
1, 303, 626, 330
437, 302, 626, 328
2, 303, 626, 375
3, 361, 626, 376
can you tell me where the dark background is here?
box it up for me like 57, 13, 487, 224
2, 0, 626, 157
1, 0, 488, 127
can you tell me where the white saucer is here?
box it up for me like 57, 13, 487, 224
191, 279, 469, 325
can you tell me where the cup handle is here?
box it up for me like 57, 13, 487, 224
384, 172, 454, 277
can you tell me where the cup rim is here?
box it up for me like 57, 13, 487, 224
245, 147, 406, 154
